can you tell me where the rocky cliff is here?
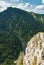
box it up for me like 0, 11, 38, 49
23, 32, 44, 65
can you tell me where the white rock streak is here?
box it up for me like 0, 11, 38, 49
23, 32, 44, 65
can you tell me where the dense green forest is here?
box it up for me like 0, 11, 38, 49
0, 7, 44, 65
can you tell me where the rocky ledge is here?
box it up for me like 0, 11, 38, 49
23, 32, 44, 65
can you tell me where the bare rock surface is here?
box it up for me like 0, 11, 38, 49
23, 32, 44, 65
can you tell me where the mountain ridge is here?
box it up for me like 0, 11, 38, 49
0, 7, 44, 65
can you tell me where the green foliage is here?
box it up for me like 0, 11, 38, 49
0, 32, 22, 65
0, 7, 44, 65
3, 59, 14, 65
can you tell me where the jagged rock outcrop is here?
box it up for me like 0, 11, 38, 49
23, 32, 44, 65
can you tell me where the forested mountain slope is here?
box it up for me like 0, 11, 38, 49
0, 7, 44, 65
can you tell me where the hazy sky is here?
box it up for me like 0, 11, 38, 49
0, 0, 44, 14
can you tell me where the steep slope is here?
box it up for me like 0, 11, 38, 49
0, 7, 44, 65
0, 7, 44, 41
23, 32, 44, 65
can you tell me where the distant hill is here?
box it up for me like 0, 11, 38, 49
0, 7, 44, 65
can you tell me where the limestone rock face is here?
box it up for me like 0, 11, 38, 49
23, 32, 44, 65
